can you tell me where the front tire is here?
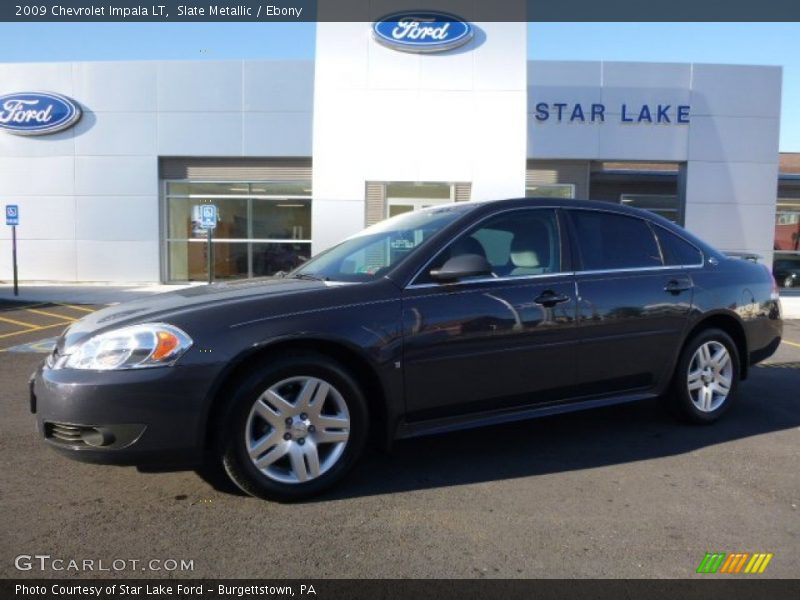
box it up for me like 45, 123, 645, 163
219, 354, 368, 501
670, 328, 740, 424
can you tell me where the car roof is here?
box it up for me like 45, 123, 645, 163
464, 197, 651, 216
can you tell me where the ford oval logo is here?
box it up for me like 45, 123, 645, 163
372, 11, 473, 54
0, 91, 82, 136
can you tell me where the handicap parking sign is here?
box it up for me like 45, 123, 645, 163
6, 204, 19, 226
199, 204, 217, 229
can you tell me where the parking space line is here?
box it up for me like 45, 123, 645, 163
783, 339, 800, 349
0, 315, 40, 329
0, 325, 46, 338
56, 303, 97, 313
25, 308, 78, 322
0, 302, 47, 312
0, 321, 72, 340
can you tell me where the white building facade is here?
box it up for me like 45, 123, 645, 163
0, 22, 782, 282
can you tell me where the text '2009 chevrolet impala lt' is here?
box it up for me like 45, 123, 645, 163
30, 199, 783, 501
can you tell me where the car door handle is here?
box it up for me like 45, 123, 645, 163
664, 278, 693, 294
534, 290, 570, 306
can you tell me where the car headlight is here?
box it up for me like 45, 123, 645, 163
60, 323, 193, 370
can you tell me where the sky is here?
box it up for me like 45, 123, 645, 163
0, 22, 797, 151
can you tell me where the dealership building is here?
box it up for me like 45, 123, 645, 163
0, 22, 794, 283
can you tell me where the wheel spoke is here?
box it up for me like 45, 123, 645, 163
253, 398, 283, 429
308, 381, 330, 415
303, 442, 321, 479
254, 441, 290, 470
716, 372, 732, 391
248, 429, 279, 459
711, 347, 729, 370
699, 343, 712, 367
295, 378, 317, 412
289, 445, 310, 482
316, 414, 349, 430
701, 386, 713, 411
315, 429, 349, 444
262, 389, 296, 416
688, 369, 704, 391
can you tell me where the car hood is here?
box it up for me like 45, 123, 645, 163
60, 277, 335, 348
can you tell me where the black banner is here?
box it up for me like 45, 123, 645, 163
1, 0, 799, 22
3, 579, 800, 600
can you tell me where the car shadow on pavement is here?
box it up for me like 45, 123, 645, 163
318, 365, 800, 502
192, 365, 800, 502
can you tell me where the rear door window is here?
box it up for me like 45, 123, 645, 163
654, 226, 703, 266
569, 210, 662, 271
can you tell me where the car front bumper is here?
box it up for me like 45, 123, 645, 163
31, 362, 220, 467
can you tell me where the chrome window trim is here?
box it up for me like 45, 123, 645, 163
573, 263, 704, 277
404, 205, 707, 291
406, 270, 573, 290
406, 263, 704, 290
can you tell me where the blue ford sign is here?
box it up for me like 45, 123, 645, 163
0, 92, 82, 136
372, 11, 473, 53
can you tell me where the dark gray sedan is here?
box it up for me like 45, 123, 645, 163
31, 199, 783, 501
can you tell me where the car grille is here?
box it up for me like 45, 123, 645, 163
45, 422, 88, 446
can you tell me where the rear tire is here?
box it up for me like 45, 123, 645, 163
669, 328, 740, 424
218, 354, 368, 502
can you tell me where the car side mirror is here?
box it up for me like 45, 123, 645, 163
429, 254, 493, 282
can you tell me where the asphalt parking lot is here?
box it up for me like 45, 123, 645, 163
0, 300, 798, 579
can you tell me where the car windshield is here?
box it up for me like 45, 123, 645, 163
290, 204, 474, 282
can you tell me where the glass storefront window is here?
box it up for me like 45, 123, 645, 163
212, 241, 249, 280
775, 200, 800, 252
252, 199, 311, 240
164, 181, 311, 282
526, 184, 575, 198
252, 242, 312, 277
775, 198, 800, 288
620, 194, 680, 223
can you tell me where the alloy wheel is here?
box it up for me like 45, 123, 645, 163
244, 376, 350, 484
687, 341, 733, 413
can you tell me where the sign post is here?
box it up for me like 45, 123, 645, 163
5, 205, 19, 296
198, 205, 218, 284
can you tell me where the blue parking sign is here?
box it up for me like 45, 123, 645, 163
6, 204, 19, 226
199, 204, 217, 229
